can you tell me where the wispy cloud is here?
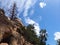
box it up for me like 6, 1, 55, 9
0, 0, 26, 16
39, 2, 46, 8
0, 0, 40, 36
0, 0, 37, 16
23, 0, 37, 17
22, 0, 40, 36
54, 32, 60, 40
25, 17, 40, 36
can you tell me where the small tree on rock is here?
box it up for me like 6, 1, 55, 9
10, 3, 18, 20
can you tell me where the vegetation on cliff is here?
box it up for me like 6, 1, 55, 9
0, 3, 48, 45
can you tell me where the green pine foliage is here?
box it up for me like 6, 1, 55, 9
18, 24, 48, 45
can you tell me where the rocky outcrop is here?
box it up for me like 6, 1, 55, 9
0, 9, 33, 45
0, 43, 8, 45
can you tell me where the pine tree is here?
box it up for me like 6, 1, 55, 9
39, 29, 48, 45
10, 3, 18, 20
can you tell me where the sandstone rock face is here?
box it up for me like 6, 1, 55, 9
0, 43, 8, 45
0, 9, 33, 45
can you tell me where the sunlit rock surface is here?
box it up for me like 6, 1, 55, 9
0, 9, 33, 45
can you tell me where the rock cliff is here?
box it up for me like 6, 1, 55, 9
0, 9, 33, 45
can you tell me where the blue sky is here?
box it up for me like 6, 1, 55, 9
0, 0, 60, 45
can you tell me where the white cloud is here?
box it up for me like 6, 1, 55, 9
25, 17, 35, 24
0, 0, 40, 36
23, 0, 37, 17
22, 0, 40, 36
54, 32, 60, 40
0, 0, 37, 17
39, 2, 46, 8
25, 17, 40, 36
0, 0, 26, 17
0, 0, 25, 10
34, 24, 40, 36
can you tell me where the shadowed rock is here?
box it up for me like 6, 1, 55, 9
0, 8, 33, 45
